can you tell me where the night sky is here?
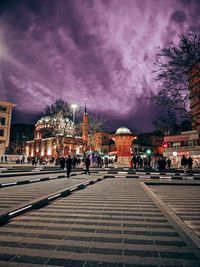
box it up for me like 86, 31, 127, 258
0, 0, 199, 133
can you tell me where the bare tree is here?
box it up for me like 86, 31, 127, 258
40, 99, 74, 156
153, 34, 200, 128
40, 100, 105, 155
152, 108, 178, 135
75, 114, 105, 152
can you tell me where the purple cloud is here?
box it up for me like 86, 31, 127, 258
0, 0, 199, 132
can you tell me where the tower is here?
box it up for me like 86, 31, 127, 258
82, 106, 88, 142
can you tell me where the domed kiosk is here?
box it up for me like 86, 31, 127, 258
111, 127, 137, 167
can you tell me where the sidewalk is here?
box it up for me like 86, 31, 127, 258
0, 178, 199, 266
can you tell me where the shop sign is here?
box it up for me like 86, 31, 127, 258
177, 151, 190, 156
164, 135, 189, 142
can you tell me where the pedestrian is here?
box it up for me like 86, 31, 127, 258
187, 156, 193, 172
66, 155, 72, 178
105, 157, 108, 167
132, 155, 137, 169
60, 156, 65, 170
181, 155, 187, 173
1, 156, 3, 163
85, 155, 91, 175
72, 156, 77, 169
167, 158, 171, 169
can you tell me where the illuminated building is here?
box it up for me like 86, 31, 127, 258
111, 127, 137, 166
26, 109, 88, 159
163, 130, 200, 168
0, 101, 16, 155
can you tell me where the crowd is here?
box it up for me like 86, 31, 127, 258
130, 154, 194, 172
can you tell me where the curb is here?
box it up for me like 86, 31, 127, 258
0, 176, 105, 227
0, 172, 85, 188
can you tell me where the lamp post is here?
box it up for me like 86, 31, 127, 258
71, 104, 77, 156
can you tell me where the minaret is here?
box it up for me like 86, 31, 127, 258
82, 106, 88, 142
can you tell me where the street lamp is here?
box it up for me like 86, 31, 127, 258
71, 104, 78, 156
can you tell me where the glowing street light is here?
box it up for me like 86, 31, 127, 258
71, 104, 78, 156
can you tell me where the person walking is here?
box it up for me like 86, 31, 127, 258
132, 155, 137, 170
85, 155, 91, 175
181, 155, 187, 173
167, 158, 171, 169
60, 156, 65, 170
187, 156, 193, 172
66, 155, 72, 178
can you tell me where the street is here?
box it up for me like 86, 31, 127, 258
0, 166, 200, 266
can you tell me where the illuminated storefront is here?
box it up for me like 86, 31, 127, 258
163, 130, 200, 168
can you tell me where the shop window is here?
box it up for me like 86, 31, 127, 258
0, 117, 5, 125
0, 129, 4, 137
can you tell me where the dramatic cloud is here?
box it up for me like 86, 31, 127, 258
0, 0, 199, 132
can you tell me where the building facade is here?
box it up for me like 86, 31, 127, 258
163, 130, 200, 168
26, 110, 88, 159
0, 101, 16, 155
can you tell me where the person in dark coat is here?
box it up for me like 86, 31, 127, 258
132, 155, 137, 169
181, 155, 187, 173
60, 157, 65, 170
85, 155, 91, 175
187, 157, 193, 172
66, 155, 72, 178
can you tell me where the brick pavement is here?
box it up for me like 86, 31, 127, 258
0, 179, 199, 266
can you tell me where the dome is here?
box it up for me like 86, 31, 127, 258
115, 127, 131, 134
37, 116, 52, 124
37, 115, 71, 124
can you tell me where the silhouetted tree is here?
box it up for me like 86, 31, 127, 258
152, 108, 178, 135
153, 34, 200, 127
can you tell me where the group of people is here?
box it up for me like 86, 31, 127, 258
130, 155, 151, 170
1, 155, 7, 163
181, 155, 193, 172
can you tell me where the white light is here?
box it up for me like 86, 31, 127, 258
71, 103, 78, 109
47, 148, 51, 155
172, 151, 177, 156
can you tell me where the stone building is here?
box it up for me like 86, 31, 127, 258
0, 101, 16, 156
26, 109, 88, 159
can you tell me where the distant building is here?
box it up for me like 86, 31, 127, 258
26, 109, 88, 159
163, 130, 200, 168
132, 132, 163, 158
0, 101, 16, 155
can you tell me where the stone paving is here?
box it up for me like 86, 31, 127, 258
149, 185, 200, 237
0, 179, 199, 266
0, 174, 93, 214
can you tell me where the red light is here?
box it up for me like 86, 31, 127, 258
163, 143, 168, 148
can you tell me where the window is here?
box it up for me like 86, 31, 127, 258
0, 117, 5, 125
0, 129, 4, 137
0, 105, 7, 112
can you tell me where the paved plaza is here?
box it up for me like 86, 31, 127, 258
0, 167, 199, 266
